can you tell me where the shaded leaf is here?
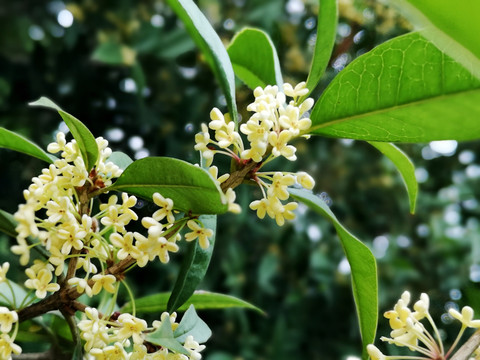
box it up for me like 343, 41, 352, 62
166, 0, 238, 123
302, 0, 338, 100
309, 32, 480, 142
92, 40, 136, 66
0, 127, 55, 163
0, 209, 18, 238
168, 215, 216, 312
121, 290, 264, 315
0, 281, 32, 309
369, 142, 417, 213
145, 318, 189, 355
109, 158, 227, 214
289, 188, 377, 358
227, 28, 283, 89
29, 97, 99, 170
390, 0, 480, 79
174, 304, 212, 344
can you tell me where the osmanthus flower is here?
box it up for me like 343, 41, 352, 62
78, 307, 111, 352
91, 274, 117, 295
0, 333, 22, 360
116, 313, 148, 344
0, 262, 9, 283
193, 81, 316, 226
24, 268, 60, 299
184, 220, 214, 249
368, 291, 480, 360
0, 308, 18, 333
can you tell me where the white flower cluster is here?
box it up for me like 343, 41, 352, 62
194, 82, 315, 226
0, 264, 21, 360
368, 291, 480, 360
80, 309, 205, 360
4, 133, 214, 357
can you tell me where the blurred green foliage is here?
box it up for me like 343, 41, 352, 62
1, 0, 480, 359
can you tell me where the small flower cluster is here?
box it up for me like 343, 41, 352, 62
368, 291, 480, 359
80, 309, 205, 360
194, 82, 315, 225
0, 263, 21, 360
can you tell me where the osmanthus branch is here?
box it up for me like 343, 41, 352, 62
450, 329, 480, 360
17, 256, 136, 323
220, 159, 259, 192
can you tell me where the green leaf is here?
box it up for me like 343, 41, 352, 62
145, 317, 189, 355
227, 28, 283, 89
289, 188, 377, 358
309, 32, 480, 142
390, 0, 480, 79
29, 97, 99, 170
109, 158, 227, 214
107, 151, 133, 171
0, 209, 18, 238
302, 0, 338, 100
174, 304, 212, 343
121, 290, 264, 315
168, 215, 216, 312
368, 142, 418, 214
0, 127, 55, 163
166, 0, 238, 123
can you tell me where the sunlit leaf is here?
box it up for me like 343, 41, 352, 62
174, 304, 212, 343
145, 317, 189, 355
369, 142, 417, 213
309, 32, 480, 142
389, 0, 480, 79
29, 97, 99, 170
227, 28, 283, 89
107, 151, 133, 171
168, 215, 216, 312
109, 158, 227, 214
0, 127, 55, 163
302, 0, 338, 100
121, 290, 264, 315
289, 188, 377, 358
166, 0, 238, 123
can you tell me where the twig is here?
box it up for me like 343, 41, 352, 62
451, 329, 480, 360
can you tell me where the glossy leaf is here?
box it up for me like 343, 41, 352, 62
0, 127, 55, 163
369, 142, 417, 213
309, 32, 480, 142
168, 215, 216, 312
29, 97, 99, 171
107, 151, 133, 171
0, 209, 18, 238
174, 304, 212, 343
289, 188, 377, 358
145, 316, 190, 355
227, 28, 283, 89
302, 0, 338, 100
109, 158, 227, 214
121, 290, 264, 315
390, 0, 480, 79
166, 0, 238, 124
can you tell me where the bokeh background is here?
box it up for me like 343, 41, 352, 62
1, 0, 480, 359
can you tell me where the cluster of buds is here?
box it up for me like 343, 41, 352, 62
368, 291, 480, 359
194, 82, 316, 226
2, 134, 210, 358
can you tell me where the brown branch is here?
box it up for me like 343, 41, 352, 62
18, 256, 136, 323
451, 329, 480, 360
220, 160, 260, 192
